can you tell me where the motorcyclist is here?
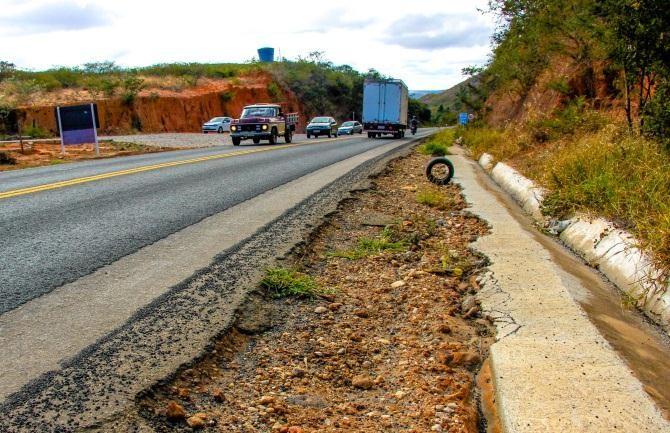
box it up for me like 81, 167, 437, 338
410, 116, 418, 133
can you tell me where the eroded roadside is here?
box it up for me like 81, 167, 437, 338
122, 150, 494, 432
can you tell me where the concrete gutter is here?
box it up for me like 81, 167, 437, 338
451, 150, 670, 432
477, 152, 670, 335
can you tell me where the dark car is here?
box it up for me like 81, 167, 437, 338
338, 120, 363, 135
306, 116, 338, 138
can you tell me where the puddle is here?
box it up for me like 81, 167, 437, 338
472, 164, 670, 419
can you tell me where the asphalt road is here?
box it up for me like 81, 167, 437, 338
0, 132, 425, 314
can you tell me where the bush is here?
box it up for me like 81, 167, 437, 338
23, 125, 50, 138
418, 129, 455, 156
120, 76, 145, 105
642, 79, 670, 150
260, 268, 320, 298
267, 82, 281, 99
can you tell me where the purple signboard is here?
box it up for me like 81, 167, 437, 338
56, 104, 99, 152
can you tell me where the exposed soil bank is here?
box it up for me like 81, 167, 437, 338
128, 151, 494, 432
18, 72, 303, 136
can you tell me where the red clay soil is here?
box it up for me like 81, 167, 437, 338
0, 141, 177, 171
20, 72, 304, 136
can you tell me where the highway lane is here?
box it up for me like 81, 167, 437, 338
0, 132, 429, 314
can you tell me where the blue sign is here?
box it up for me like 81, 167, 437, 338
458, 112, 469, 126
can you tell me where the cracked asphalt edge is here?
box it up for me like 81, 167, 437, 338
0, 140, 419, 433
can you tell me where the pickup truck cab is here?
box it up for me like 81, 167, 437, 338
230, 104, 298, 146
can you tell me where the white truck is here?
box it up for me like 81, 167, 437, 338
362, 79, 409, 139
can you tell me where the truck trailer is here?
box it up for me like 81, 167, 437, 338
362, 79, 409, 139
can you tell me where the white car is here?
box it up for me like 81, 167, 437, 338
202, 117, 232, 133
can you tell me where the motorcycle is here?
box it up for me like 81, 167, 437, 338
410, 125, 417, 135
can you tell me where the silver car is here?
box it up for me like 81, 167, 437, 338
338, 121, 363, 135
202, 117, 232, 133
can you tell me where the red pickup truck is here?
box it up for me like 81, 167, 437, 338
230, 103, 298, 146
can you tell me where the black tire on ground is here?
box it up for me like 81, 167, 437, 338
217, 127, 223, 133
232, 136, 241, 146
367, 132, 373, 138
252, 137, 261, 144
284, 129, 292, 143
307, 133, 311, 139
328, 131, 332, 138
203, 131, 208, 134
269, 129, 278, 145
425, 157, 455, 185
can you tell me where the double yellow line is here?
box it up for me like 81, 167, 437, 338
0, 137, 344, 201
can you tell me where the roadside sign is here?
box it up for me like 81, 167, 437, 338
458, 112, 469, 125
55, 103, 99, 155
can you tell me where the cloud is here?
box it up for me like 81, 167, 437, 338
383, 14, 492, 50
0, 1, 112, 34
297, 8, 373, 33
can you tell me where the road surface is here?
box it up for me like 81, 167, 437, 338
0, 130, 434, 431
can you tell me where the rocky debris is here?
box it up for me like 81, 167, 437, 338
186, 412, 209, 429
165, 401, 186, 420
351, 375, 375, 390
140, 150, 492, 433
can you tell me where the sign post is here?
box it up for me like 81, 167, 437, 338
458, 112, 469, 126
55, 104, 99, 154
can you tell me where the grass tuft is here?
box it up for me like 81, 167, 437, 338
418, 129, 455, 156
328, 235, 406, 260
416, 187, 454, 210
260, 268, 320, 299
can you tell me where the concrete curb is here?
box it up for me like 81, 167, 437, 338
478, 152, 670, 335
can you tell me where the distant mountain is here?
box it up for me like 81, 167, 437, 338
409, 90, 443, 99
419, 76, 479, 109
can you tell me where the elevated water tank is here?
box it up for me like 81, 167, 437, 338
257, 47, 275, 63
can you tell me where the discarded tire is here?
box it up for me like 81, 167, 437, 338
425, 157, 455, 185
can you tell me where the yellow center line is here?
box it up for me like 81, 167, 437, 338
0, 136, 349, 200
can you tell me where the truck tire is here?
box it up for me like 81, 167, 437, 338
253, 137, 261, 144
284, 130, 292, 143
328, 131, 332, 138
269, 129, 278, 145
232, 137, 241, 146
425, 157, 455, 185
307, 133, 311, 139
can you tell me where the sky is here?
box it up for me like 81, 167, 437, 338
0, 0, 496, 90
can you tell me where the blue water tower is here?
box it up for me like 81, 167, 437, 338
258, 47, 275, 63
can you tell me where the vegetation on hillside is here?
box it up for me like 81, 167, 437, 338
458, 0, 670, 273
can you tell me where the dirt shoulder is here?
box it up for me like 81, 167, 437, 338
131, 150, 494, 432
0, 140, 180, 171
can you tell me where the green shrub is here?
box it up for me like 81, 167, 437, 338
418, 129, 455, 156
121, 76, 145, 105
219, 91, 234, 103
23, 125, 50, 138
267, 82, 281, 99
260, 268, 320, 298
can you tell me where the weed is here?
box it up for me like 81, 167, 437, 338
219, 91, 234, 103
260, 268, 320, 298
416, 187, 454, 210
23, 125, 50, 139
267, 82, 281, 99
418, 129, 454, 156
329, 235, 406, 260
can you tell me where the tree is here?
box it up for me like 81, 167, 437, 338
5, 78, 43, 153
0, 61, 16, 82
599, 0, 670, 129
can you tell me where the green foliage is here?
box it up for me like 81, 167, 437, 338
260, 268, 320, 298
642, 78, 670, 149
0, 61, 16, 82
120, 76, 145, 105
219, 90, 234, 103
416, 187, 455, 210
267, 82, 281, 99
22, 125, 50, 138
328, 235, 406, 260
530, 97, 606, 141
408, 98, 432, 123
418, 129, 455, 156
268, 59, 369, 121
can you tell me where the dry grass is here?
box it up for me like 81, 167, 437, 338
460, 121, 670, 274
